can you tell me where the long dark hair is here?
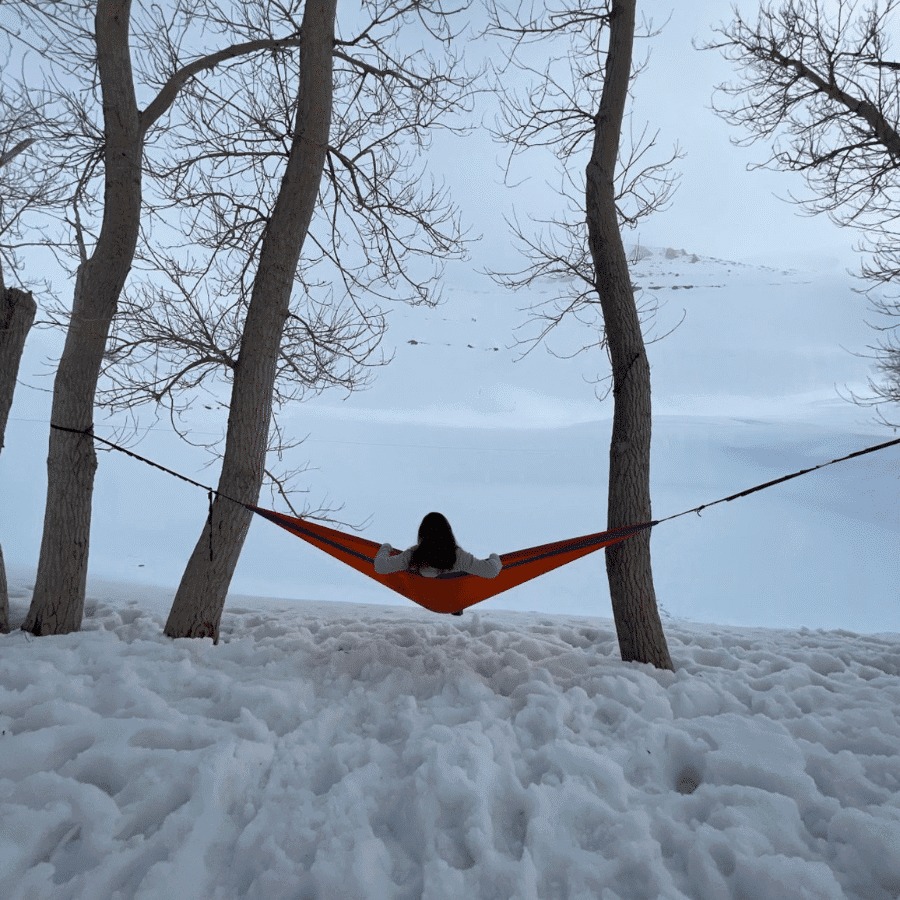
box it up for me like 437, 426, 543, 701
408, 512, 457, 573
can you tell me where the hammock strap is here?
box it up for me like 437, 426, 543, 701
208, 490, 214, 562
49, 423, 243, 503
49, 421, 900, 532
654, 434, 900, 524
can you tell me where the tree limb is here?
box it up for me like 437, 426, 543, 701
141, 35, 306, 137
0, 138, 37, 170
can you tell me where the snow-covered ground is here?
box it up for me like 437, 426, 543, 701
2, 578, 899, 900
2, 247, 899, 898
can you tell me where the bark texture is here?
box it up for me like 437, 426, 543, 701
23, 0, 142, 636
0, 286, 36, 449
0, 285, 36, 631
0, 546, 7, 634
585, 0, 673, 670
164, 0, 337, 642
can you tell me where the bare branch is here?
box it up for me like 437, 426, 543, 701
79, 0, 478, 507
141, 35, 306, 137
701, 0, 900, 420
0, 138, 37, 170
1, 0, 482, 519
482, 0, 680, 358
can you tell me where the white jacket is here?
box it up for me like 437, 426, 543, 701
374, 543, 502, 578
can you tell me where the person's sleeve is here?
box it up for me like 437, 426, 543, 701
455, 548, 502, 578
374, 543, 412, 574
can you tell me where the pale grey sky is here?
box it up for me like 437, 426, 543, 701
2, 1, 896, 631
433, 0, 866, 284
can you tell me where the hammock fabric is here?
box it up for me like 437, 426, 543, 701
247, 505, 653, 614
45, 422, 900, 614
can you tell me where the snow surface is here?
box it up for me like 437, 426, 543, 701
2, 246, 899, 898
2, 577, 899, 900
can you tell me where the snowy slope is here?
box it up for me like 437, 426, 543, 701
1, 247, 899, 899
1, 247, 896, 633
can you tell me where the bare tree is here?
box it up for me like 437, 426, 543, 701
86, 0, 476, 641
0, 253, 34, 632
0, 58, 64, 632
157, 0, 342, 640
94, 0, 474, 488
1, 0, 367, 636
484, 0, 678, 670
7, 0, 476, 639
702, 0, 900, 421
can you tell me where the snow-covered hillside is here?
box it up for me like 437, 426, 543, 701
2, 246, 898, 899
5, 246, 894, 631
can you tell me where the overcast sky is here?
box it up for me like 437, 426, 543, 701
3, 1, 896, 629
432, 0, 868, 284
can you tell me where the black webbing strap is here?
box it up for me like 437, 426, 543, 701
50, 423, 239, 503
49, 422, 900, 533
654, 434, 900, 524
50, 422, 249, 561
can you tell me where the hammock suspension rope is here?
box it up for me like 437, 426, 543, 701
48, 422, 900, 613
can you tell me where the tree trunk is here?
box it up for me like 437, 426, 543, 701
164, 0, 338, 643
0, 545, 7, 634
0, 286, 37, 448
0, 285, 37, 632
585, 0, 673, 670
23, 0, 142, 636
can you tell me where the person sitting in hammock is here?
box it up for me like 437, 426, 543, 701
374, 512, 502, 581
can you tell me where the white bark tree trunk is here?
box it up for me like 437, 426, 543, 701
585, 0, 673, 670
22, 0, 142, 635
0, 285, 37, 632
164, 0, 338, 643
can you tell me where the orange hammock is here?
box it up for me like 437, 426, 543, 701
46, 422, 900, 614
247, 505, 653, 614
